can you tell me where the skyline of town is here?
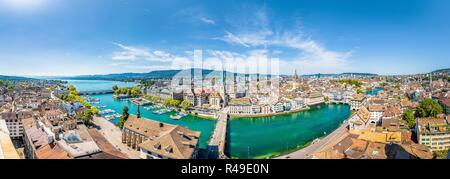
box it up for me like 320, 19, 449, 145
1, 1, 450, 171
1, 0, 450, 76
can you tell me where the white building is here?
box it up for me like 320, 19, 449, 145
272, 102, 285, 113
350, 93, 366, 110
0, 109, 33, 139
368, 105, 385, 125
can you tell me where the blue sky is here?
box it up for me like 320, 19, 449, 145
0, 0, 449, 76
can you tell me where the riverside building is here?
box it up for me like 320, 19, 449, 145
122, 110, 201, 159
415, 117, 450, 151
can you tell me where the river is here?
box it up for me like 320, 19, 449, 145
66, 80, 351, 158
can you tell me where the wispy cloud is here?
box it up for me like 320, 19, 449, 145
200, 17, 216, 25
112, 7, 355, 74
111, 42, 175, 62
216, 7, 355, 74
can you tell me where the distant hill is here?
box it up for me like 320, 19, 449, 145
302, 72, 378, 78
431, 68, 450, 74
56, 68, 273, 81
0, 75, 35, 81
51, 70, 379, 81
339, 72, 378, 77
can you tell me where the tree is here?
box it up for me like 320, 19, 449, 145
150, 96, 160, 102
118, 106, 130, 129
181, 100, 192, 110
130, 87, 141, 96
68, 85, 77, 92
170, 99, 181, 107
434, 150, 449, 159
338, 79, 362, 88
416, 98, 443, 118
90, 107, 99, 115
402, 109, 415, 128
7, 83, 13, 90
356, 89, 364, 94
163, 98, 172, 107
112, 85, 119, 91
80, 110, 94, 126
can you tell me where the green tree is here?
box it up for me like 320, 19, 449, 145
356, 89, 364, 94
434, 150, 449, 159
112, 85, 119, 91
80, 110, 94, 126
68, 85, 77, 92
402, 109, 415, 128
118, 106, 130, 129
150, 96, 160, 102
170, 99, 181, 107
416, 98, 443, 118
90, 107, 99, 115
163, 98, 172, 107
130, 87, 141, 96
180, 100, 192, 110
338, 79, 362, 88
7, 83, 13, 90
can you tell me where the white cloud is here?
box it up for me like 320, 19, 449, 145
110, 8, 355, 75
111, 43, 176, 62
200, 17, 216, 25
216, 8, 355, 74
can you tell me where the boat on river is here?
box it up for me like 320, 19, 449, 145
144, 106, 155, 110
170, 112, 188, 120
99, 109, 115, 115
153, 108, 172, 115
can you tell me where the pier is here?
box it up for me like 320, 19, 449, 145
78, 90, 113, 95
206, 110, 230, 159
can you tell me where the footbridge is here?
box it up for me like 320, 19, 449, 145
206, 109, 230, 159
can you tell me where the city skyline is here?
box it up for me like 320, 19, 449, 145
0, 0, 449, 76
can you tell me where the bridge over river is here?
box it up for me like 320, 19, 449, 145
206, 110, 230, 159
78, 90, 114, 95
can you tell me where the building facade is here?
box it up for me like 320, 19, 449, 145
415, 118, 450, 151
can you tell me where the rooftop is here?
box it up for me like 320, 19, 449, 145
368, 105, 385, 112
125, 115, 200, 159
0, 121, 20, 159
228, 97, 252, 106
417, 118, 449, 134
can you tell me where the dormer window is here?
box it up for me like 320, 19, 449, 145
154, 143, 161, 150
164, 146, 173, 153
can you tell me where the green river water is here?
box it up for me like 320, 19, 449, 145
68, 80, 351, 158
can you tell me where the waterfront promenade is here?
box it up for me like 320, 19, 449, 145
275, 120, 349, 159
206, 109, 229, 159
92, 116, 140, 159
